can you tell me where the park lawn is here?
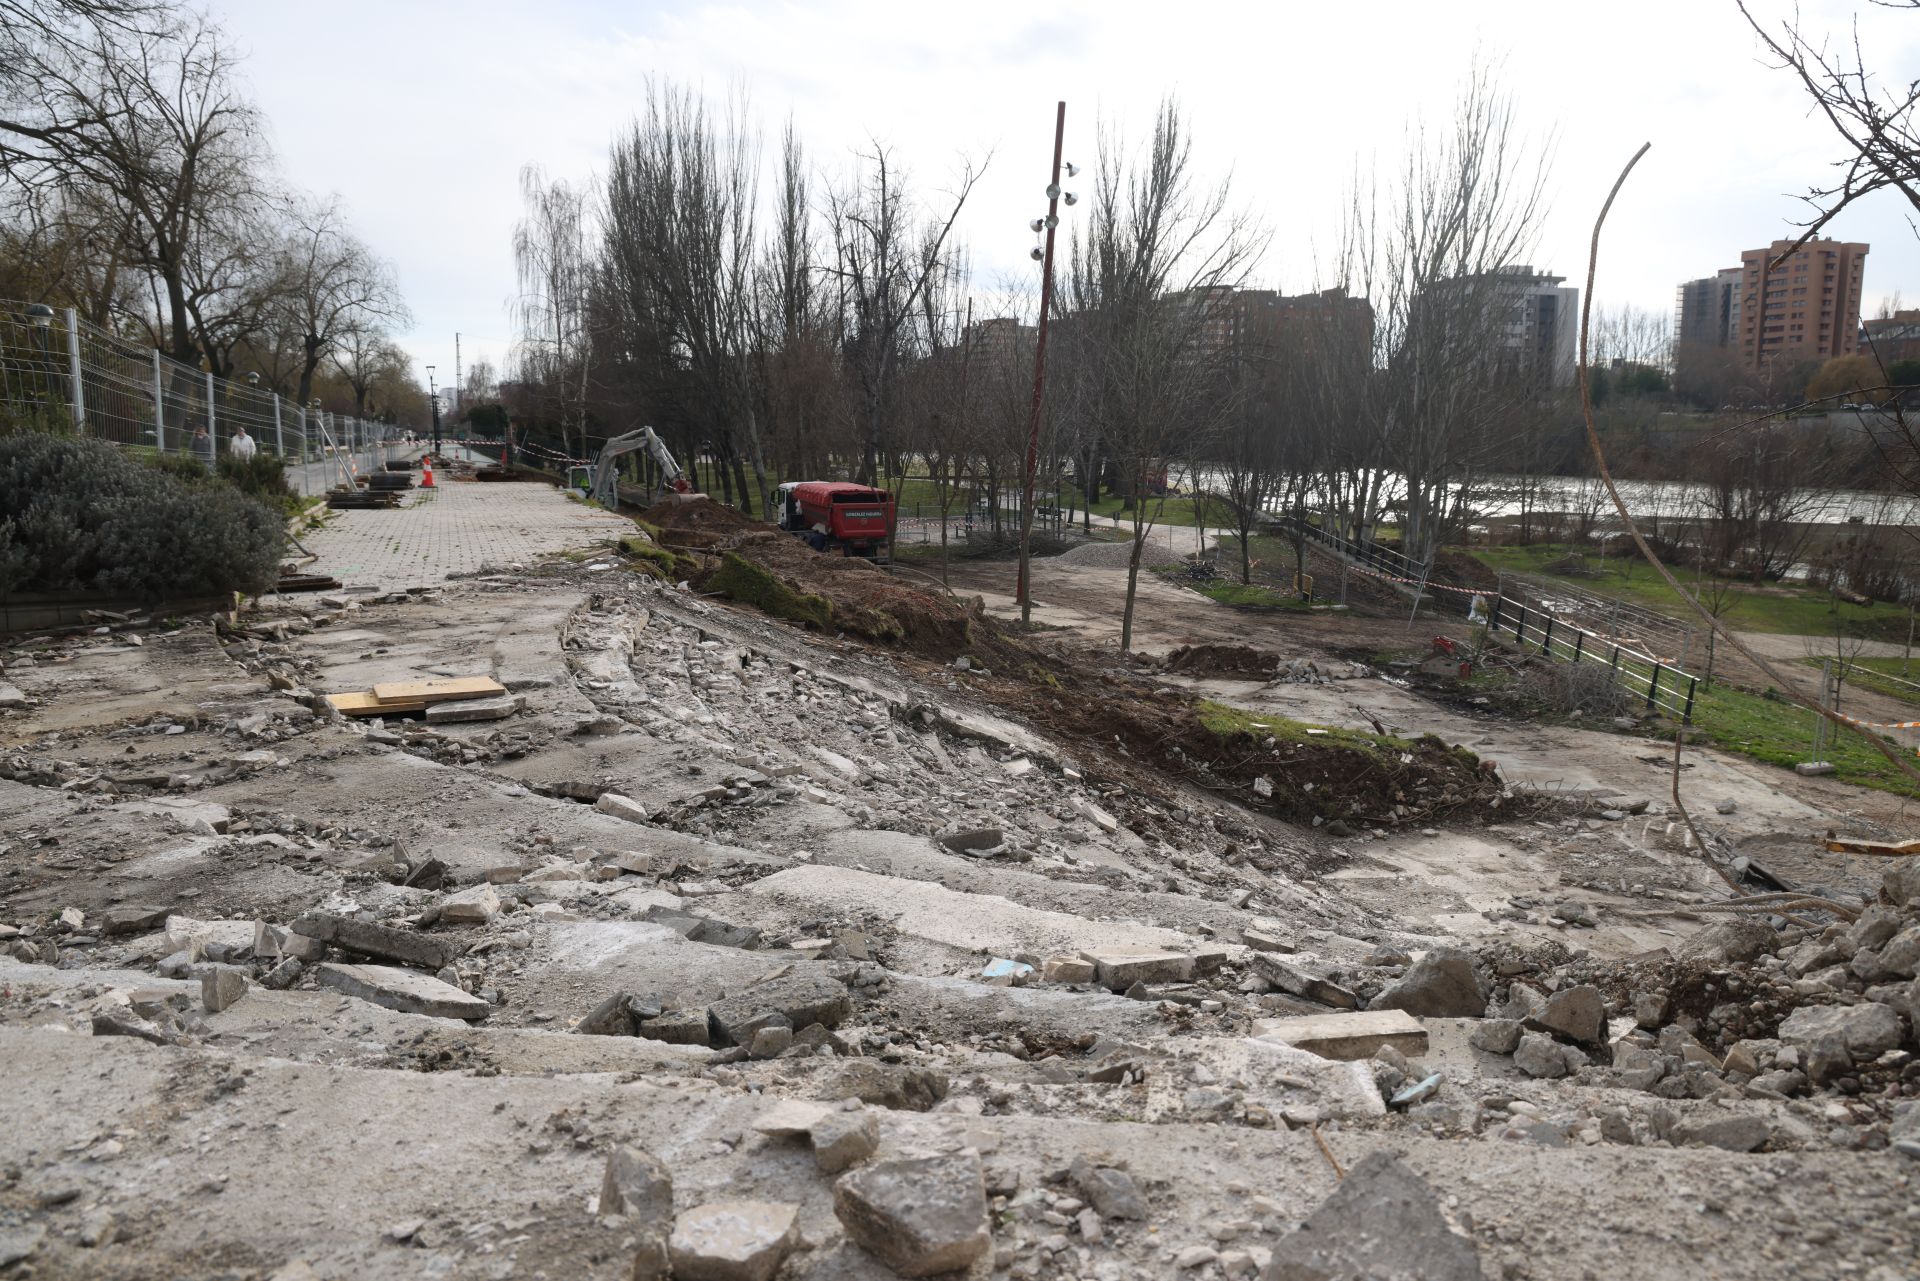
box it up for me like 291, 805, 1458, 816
1679, 682, 1920, 799
1159, 569, 1314, 611
1468, 542, 1910, 639
1802, 656, 1920, 708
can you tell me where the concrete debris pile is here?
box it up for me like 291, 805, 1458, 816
0, 532, 1916, 1279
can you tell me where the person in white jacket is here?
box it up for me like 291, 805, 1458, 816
229, 425, 257, 462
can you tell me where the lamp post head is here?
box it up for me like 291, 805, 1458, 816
26, 303, 54, 329
246, 371, 260, 387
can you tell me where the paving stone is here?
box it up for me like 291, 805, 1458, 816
833, 1152, 992, 1277
1080, 946, 1196, 991
1042, 955, 1097, 984
667, 1201, 798, 1281
313, 962, 491, 1020
1242, 929, 1296, 954
1253, 1010, 1429, 1061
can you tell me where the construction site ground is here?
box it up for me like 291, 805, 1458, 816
0, 476, 1915, 1281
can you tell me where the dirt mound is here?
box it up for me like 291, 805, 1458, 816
1162, 644, 1280, 677
639, 497, 992, 661
983, 669, 1507, 829
637, 494, 759, 550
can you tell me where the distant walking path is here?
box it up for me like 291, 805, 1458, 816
302, 470, 631, 591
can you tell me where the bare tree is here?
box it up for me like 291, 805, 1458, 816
511, 165, 595, 462
603, 82, 768, 511
825, 142, 984, 486
276, 195, 405, 408
1337, 66, 1552, 563
1062, 98, 1264, 652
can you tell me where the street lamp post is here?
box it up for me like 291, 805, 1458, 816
1016, 101, 1074, 627
426, 365, 441, 456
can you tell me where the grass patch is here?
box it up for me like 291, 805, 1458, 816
1197, 700, 1416, 754
618, 535, 699, 579
1672, 682, 1920, 799
1805, 656, 1920, 708
1468, 542, 1910, 640
705, 551, 834, 632
1157, 567, 1313, 611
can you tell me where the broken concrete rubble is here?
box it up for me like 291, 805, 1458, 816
4, 501, 1918, 1281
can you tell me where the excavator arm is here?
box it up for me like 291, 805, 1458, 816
589, 427, 690, 508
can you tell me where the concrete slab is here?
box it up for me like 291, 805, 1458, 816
1254, 1009, 1430, 1061
314, 963, 493, 1020
740, 864, 1196, 963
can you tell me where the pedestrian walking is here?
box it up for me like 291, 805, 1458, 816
190, 423, 213, 469
229, 424, 258, 462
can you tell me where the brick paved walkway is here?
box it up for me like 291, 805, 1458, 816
302, 476, 634, 590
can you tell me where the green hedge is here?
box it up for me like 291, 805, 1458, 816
0, 433, 285, 599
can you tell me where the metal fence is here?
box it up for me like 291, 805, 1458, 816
1497, 569, 1697, 669
1, 301, 407, 496
1489, 592, 1701, 722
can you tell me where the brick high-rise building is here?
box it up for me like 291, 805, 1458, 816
1728, 237, 1868, 371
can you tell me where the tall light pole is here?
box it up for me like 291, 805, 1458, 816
426, 365, 441, 455
1016, 101, 1074, 626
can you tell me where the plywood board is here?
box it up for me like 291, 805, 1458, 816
369, 676, 505, 706
325, 691, 427, 717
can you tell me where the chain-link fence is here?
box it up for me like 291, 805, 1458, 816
1, 301, 410, 496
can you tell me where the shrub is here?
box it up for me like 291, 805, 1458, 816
0, 433, 284, 599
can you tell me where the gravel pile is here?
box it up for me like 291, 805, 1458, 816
1051, 539, 1187, 570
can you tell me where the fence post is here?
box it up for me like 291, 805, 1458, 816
151, 349, 165, 452
1647, 662, 1663, 711
204, 370, 217, 462
1514, 602, 1527, 639
1572, 630, 1584, 664
272, 394, 284, 459
1541, 614, 1555, 657
297, 404, 307, 469
1610, 643, 1621, 675
64, 307, 86, 432
1683, 676, 1698, 724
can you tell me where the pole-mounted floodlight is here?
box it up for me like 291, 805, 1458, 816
26, 303, 54, 329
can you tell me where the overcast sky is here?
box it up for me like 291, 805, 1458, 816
205, 0, 1920, 391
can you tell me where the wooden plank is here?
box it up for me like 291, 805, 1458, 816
326, 691, 428, 717
1825, 837, 1920, 858
369, 676, 505, 706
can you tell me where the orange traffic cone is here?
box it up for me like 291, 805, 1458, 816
421, 458, 435, 488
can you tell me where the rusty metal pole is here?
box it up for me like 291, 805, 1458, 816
1016, 100, 1067, 626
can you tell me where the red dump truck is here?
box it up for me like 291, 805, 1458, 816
774, 481, 895, 557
